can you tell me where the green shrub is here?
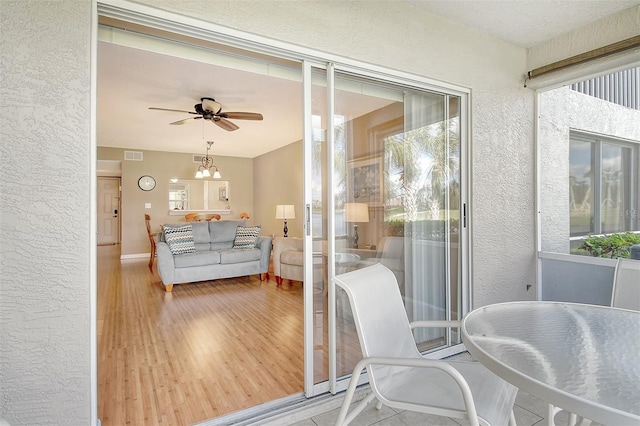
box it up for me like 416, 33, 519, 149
579, 232, 640, 258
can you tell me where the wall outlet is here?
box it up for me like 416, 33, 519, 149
145, 203, 151, 209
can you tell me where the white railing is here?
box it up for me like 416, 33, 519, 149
571, 67, 639, 110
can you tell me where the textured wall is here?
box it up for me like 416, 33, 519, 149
539, 86, 640, 254
253, 141, 304, 238
0, 1, 93, 425
11, 0, 631, 424
528, 5, 640, 70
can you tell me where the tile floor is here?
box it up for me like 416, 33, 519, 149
255, 353, 591, 426
283, 389, 567, 426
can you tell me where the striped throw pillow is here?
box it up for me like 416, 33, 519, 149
164, 225, 196, 255
233, 225, 261, 249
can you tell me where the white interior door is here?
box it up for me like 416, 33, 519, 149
97, 177, 120, 245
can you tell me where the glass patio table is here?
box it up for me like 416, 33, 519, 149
461, 301, 640, 426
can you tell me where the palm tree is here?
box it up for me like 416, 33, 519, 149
385, 118, 459, 222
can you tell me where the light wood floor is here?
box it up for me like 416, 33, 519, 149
97, 244, 310, 425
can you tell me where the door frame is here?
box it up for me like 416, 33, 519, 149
97, 176, 121, 245
302, 63, 473, 397
93, 0, 473, 421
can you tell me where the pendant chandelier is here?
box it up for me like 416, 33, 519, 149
195, 141, 221, 179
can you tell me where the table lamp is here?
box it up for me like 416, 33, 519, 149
275, 204, 295, 237
344, 203, 369, 248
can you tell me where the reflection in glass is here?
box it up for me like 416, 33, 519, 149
570, 140, 594, 236
311, 68, 329, 385
332, 71, 462, 380
601, 144, 631, 233
168, 179, 229, 211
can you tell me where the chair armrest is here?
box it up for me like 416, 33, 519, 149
272, 237, 303, 276
410, 320, 460, 330
257, 236, 272, 272
337, 356, 479, 426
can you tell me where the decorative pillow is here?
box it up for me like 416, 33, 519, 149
233, 225, 261, 249
163, 225, 196, 255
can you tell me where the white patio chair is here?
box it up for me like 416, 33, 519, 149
550, 257, 640, 426
333, 263, 518, 426
611, 257, 640, 311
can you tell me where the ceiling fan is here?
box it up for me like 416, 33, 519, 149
149, 97, 263, 131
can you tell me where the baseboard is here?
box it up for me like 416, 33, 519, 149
120, 253, 149, 260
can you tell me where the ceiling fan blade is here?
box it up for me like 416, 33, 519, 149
149, 107, 197, 114
170, 116, 202, 125
212, 117, 239, 131
222, 112, 263, 120
201, 98, 222, 114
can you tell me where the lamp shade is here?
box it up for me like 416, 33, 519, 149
344, 203, 369, 223
275, 204, 295, 220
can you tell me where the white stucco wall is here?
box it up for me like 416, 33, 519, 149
539, 86, 640, 254
4, 0, 631, 424
527, 5, 640, 70
0, 1, 93, 425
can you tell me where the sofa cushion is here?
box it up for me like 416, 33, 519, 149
174, 251, 221, 268
164, 225, 196, 255
219, 248, 261, 264
191, 222, 212, 244
280, 249, 303, 266
209, 220, 247, 250
233, 225, 261, 249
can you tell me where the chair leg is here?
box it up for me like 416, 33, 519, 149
509, 410, 516, 426
549, 404, 583, 426
336, 360, 374, 426
148, 244, 156, 271
548, 404, 557, 426
575, 416, 589, 426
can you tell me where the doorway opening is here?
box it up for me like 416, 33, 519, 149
95, 6, 470, 424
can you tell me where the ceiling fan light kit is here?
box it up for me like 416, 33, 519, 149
149, 96, 263, 132
149, 96, 260, 178
196, 141, 221, 179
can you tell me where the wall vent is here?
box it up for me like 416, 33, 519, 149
124, 151, 143, 161
193, 155, 205, 163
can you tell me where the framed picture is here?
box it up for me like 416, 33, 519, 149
347, 156, 383, 206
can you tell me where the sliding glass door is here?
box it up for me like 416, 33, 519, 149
303, 63, 469, 395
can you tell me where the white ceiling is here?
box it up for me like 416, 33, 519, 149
408, 0, 639, 48
97, 41, 305, 158
97, 1, 639, 158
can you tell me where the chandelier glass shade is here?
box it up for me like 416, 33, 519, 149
196, 141, 221, 179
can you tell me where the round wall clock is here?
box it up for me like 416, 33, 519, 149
138, 175, 156, 191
